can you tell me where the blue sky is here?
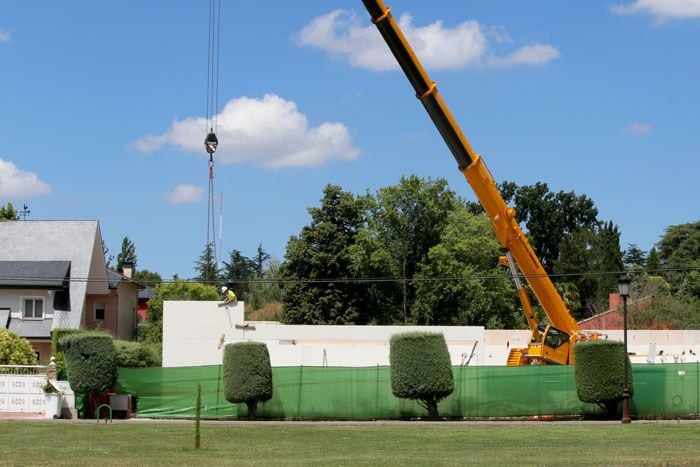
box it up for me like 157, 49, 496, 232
1, 1, 698, 279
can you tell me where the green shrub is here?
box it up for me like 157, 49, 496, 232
61, 332, 117, 395
51, 328, 87, 378
0, 328, 38, 365
574, 340, 634, 418
114, 341, 161, 368
390, 332, 454, 418
222, 342, 273, 419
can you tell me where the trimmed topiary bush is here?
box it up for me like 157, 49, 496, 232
222, 342, 272, 419
0, 328, 38, 365
390, 332, 454, 418
61, 332, 117, 395
114, 340, 161, 368
51, 328, 87, 378
574, 340, 634, 418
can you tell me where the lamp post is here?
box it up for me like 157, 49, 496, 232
618, 273, 631, 424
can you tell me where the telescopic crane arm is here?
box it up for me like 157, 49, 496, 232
362, 0, 587, 364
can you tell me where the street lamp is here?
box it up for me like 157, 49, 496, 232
618, 273, 631, 424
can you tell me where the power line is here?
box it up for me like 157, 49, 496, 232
2, 266, 698, 286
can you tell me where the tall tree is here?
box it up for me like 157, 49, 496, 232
102, 240, 114, 269
193, 242, 220, 283
253, 244, 271, 277
555, 222, 624, 318
655, 221, 700, 291
499, 181, 599, 273
369, 175, 460, 322
646, 247, 660, 273
280, 185, 366, 324
412, 207, 520, 328
222, 249, 257, 298
247, 257, 284, 311
0, 202, 19, 221
623, 243, 647, 269
116, 236, 137, 273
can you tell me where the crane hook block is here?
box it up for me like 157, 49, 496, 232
204, 132, 218, 155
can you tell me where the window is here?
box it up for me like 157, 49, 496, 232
94, 302, 105, 321
23, 298, 44, 319
544, 327, 569, 349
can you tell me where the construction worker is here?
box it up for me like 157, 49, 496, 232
221, 286, 237, 304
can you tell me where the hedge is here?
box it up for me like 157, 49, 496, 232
114, 341, 162, 368
222, 342, 272, 419
389, 332, 454, 418
574, 340, 634, 417
61, 332, 117, 394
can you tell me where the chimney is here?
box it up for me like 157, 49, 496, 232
608, 293, 620, 311
122, 261, 134, 279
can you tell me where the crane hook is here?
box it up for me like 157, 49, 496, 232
204, 131, 218, 155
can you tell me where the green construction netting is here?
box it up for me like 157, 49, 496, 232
115, 363, 699, 419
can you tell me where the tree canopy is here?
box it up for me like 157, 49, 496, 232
412, 207, 519, 328
132, 269, 162, 285
0, 329, 38, 365
280, 184, 366, 324
555, 221, 624, 319
500, 181, 599, 273
656, 221, 700, 291
279, 177, 523, 327
116, 236, 137, 273
0, 202, 19, 221
193, 242, 219, 283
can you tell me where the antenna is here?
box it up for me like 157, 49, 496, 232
219, 190, 224, 270
20, 204, 30, 220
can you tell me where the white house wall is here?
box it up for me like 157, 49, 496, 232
0, 289, 55, 319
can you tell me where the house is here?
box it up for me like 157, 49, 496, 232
0, 221, 142, 362
137, 286, 154, 322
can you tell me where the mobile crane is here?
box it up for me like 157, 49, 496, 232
362, 0, 599, 365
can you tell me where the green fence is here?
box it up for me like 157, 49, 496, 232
115, 363, 699, 419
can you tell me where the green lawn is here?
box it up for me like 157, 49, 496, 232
1, 421, 698, 465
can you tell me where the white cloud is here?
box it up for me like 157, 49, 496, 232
297, 9, 559, 71
0, 30, 10, 43
611, 0, 700, 21
487, 44, 561, 67
132, 94, 359, 169
621, 122, 653, 135
165, 184, 204, 204
0, 159, 51, 198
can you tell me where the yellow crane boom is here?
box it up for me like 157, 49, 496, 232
362, 0, 596, 364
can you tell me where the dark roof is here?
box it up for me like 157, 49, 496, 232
8, 318, 53, 338
107, 269, 146, 290
0, 261, 70, 289
138, 287, 155, 300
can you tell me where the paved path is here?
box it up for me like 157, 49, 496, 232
1, 412, 698, 426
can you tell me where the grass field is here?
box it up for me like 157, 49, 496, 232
1, 421, 698, 465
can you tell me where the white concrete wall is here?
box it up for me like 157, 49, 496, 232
163, 301, 484, 368
163, 301, 700, 368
